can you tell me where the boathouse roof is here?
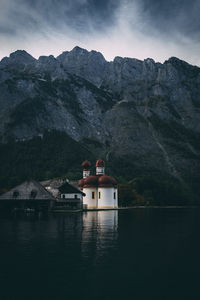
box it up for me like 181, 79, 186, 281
0, 180, 56, 201
59, 182, 85, 195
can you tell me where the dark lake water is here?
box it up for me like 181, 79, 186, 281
0, 208, 200, 300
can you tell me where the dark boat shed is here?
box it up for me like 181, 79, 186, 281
0, 180, 55, 212
57, 181, 85, 210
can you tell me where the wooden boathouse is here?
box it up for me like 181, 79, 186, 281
0, 180, 55, 212
56, 181, 85, 210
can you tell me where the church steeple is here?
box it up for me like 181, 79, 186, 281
96, 159, 105, 175
81, 160, 91, 178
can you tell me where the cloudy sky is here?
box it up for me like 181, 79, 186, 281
0, 0, 200, 65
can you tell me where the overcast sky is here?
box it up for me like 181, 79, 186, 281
0, 0, 200, 65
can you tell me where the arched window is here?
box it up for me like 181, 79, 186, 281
30, 190, 37, 199
13, 190, 19, 198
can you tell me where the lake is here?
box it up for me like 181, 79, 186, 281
0, 208, 200, 300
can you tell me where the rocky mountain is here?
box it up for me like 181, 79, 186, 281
0, 46, 200, 198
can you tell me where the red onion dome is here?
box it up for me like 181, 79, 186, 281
96, 159, 105, 167
78, 178, 85, 188
98, 175, 117, 187
84, 175, 98, 188
81, 160, 91, 170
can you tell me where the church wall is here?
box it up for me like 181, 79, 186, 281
98, 187, 116, 208
83, 187, 98, 208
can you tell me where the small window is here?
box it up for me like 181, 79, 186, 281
92, 192, 95, 199
99, 192, 101, 199
13, 190, 19, 198
30, 190, 37, 199
114, 192, 116, 200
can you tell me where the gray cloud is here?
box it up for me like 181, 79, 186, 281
140, 0, 200, 41
0, 0, 200, 66
1, 0, 120, 34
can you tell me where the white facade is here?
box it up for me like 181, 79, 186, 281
83, 187, 118, 209
98, 187, 117, 208
83, 170, 90, 178
61, 193, 82, 200
83, 188, 98, 208
96, 167, 105, 175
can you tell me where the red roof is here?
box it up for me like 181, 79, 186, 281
84, 175, 99, 188
79, 174, 117, 188
81, 160, 91, 170
78, 178, 85, 188
96, 159, 105, 167
98, 175, 117, 187
79, 159, 117, 188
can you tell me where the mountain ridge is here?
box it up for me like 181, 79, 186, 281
0, 46, 200, 200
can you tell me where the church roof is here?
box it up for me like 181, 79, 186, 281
79, 159, 117, 188
81, 160, 91, 170
96, 159, 105, 167
78, 178, 85, 188
78, 174, 117, 188
83, 175, 99, 187
98, 175, 117, 187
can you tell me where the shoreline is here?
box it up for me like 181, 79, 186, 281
51, 205, 200, 213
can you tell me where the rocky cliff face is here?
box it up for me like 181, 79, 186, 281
0, 47, 200, 195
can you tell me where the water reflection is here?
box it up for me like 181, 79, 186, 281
81, 211, 118, 259
1, 209, 200, 300
0, 211, 119, 300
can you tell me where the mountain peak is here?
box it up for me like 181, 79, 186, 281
0, 50, 35, 67
56, 46, 107, 86
10, 50, 35, 62
164, 56, 186, 65
164, 56, 200, 78
71, 46, 88, 54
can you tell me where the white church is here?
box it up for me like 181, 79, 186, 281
78, 159, 118, 209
